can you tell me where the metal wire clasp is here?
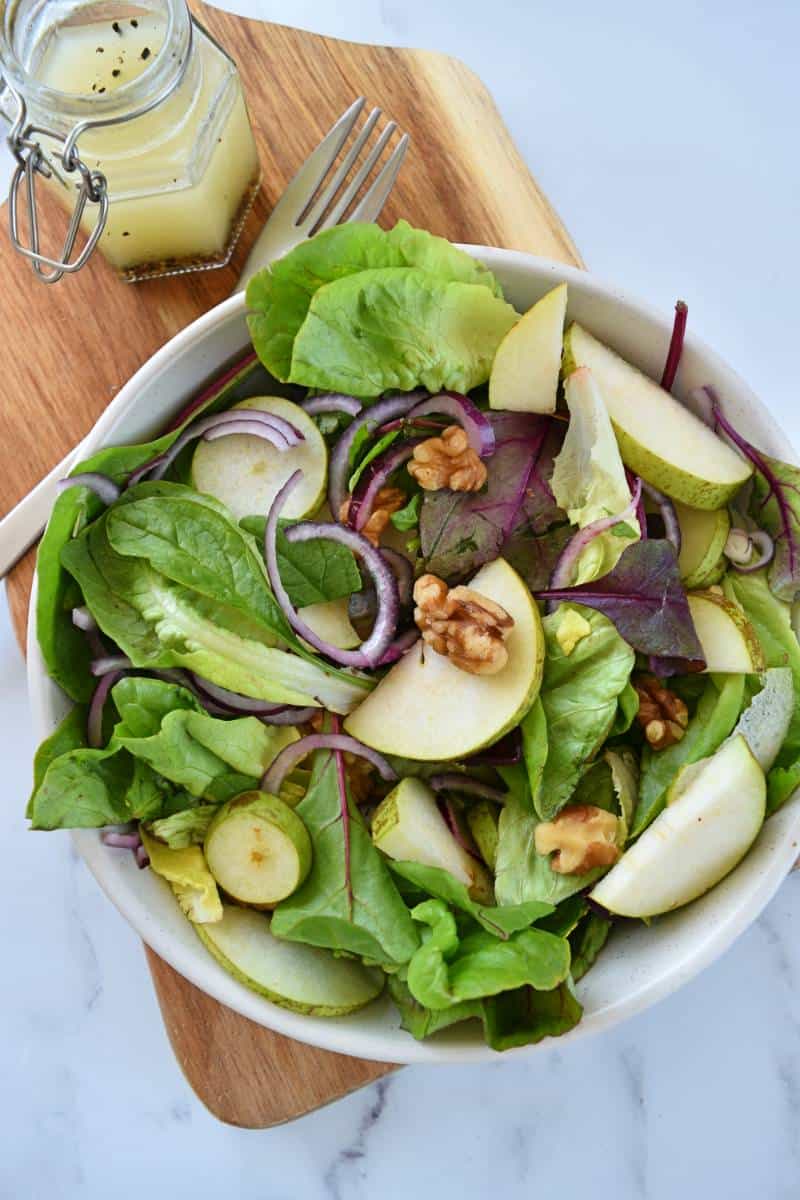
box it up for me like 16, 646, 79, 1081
6, 90, 110, 283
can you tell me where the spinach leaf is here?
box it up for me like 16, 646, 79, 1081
271, 752, 419, 965
481, 982, 583, 1050
61, 514, 370, 712
538, 539, 705, 662
632, 673, 745, 837
387, 860, 553, 937
420, 414, 564, 581
241, 515, 361, 608
536, 605, 635, 819
569, 913, 613, 981
610, 681, 641, 736
520, 698, 548, 812
348, 429, 401, 491
494, 766, 609, 906
406, 899, 570, 1010
36, 359, 265, 702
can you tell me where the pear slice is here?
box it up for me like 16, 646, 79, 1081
345, 558, 544, 760
562, 324, 751, 508
191, 396, 327, 520
590, 735, 765, 918
196, 905, 384, 1015
299, 598, 361, 651
372, 777, 493, 902
140, 830, 222, 924
489, 282, 567, 412
466, 800, 500, 870
675, 502, 730, 587
688, 590, 765, 673
204, 792, 312, 907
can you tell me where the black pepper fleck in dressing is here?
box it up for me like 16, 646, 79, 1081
141, 47, 151, 60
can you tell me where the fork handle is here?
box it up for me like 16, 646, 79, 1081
0, 447, 80, 580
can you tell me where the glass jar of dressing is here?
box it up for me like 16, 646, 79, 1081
0, 0, 261, 281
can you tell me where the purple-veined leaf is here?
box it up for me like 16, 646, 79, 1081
537, 539, 705, 661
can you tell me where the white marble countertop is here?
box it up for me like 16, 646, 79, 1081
3, 0, 800, 1195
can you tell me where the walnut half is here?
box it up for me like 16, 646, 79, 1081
534, 804, 621, 875
634, 674, 689, 751
408, 425, 487, 492
339, 487, 405, 547
413, 573, 514, 675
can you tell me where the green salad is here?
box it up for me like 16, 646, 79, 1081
29, 221, 800, 1049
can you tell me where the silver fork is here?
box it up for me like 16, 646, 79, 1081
0, 98, 409, 580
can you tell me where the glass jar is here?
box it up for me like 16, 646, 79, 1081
0, 0, 261, 281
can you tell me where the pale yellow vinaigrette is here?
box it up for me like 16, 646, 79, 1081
38, 16, 259, 272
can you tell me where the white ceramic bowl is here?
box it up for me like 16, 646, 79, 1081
28, 248, 800, 1063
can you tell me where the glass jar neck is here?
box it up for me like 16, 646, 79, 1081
0, 0, 192, 135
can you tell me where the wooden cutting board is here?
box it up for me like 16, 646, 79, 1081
3, 1, 582, 1127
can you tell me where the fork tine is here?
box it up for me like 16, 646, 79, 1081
303, 107, 382, 233
290, 96, 366, 224
318, 122, 399, 232
348, 133, 410, 224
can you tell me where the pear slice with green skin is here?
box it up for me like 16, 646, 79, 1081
562, 323, 752, 508
675, 502, 731, 588
466, 800, 500, 870
372, 777, 494, 903
687, 590, 766, 673
196, 905, 384, 1016
204, 792, 312, 908
345, 558, 544, 761
489, 282, 567, 413
590, 735, 765, 918
191, 396, 327, 521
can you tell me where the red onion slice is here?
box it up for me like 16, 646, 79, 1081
90, 654, 132, 677
101, 830, 142, 850
439, 796, 484, 862
468, 729, 522, 766
302, 394, 363, 418
72, 606, 97, 631
376, 628, 420, 665
261, 732, 397, 794
429, 773, 508, 802
378, 548, 414, 607
327, 392, 423, 516
57, 472, 121, 505
407, 392, 496, 458
259, 706, 321, 726
549, 478, 643, 589
87, 669, 125, 748
725, 528, 775, 573
640, 481, 681, 555
201, 419, 295, 446
135, 844, 151, 869
347, 441, 422, 533
148, 410, 302, 482
267, 471, 399, 667
190, 674, 292, 715
660, 300, 688, 392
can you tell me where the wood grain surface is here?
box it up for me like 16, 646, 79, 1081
4, 0, 581, 1126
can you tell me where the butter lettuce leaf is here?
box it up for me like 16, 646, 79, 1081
288, 267, 517, 397
552, 368, 639, 583
246, 220, 503, 381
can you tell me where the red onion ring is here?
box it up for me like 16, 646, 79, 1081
378, 548, 414, 607
327, 392, 423, 516
468, 729, 522, 766
101, 830, 142, 850
429, 773, 508, 802
162, 351, 258, 434
439, 796, 484, 861
57, 472, 121, 505
87, 669, 125, 748
90, 654, 132, 677
259, 706, 321, 726
302, 394, 363, 418
347, 441, 422, 534
148, 410, 303, 481
407, 392, 496, 458
261, 732, 397, 794
640, 481, 681, 555
72, 606, 97, 631
376, 628, 420, 665
549, 478, 643, 588
190, 674, 293, 715
266, 471, 399, 667
726, 528, 775, 573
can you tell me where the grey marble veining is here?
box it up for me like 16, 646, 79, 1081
3, 1, 800, 1196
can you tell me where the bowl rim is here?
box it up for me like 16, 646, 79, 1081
26, 244, 800, 1064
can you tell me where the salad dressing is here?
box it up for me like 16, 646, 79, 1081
26, 6, 260, 277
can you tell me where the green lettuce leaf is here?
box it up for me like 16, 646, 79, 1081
271, 752, 419, 965
569, 912, 613, 981
28, 705, 88, 817
390, 492, 421, 532
146, 805, 217, 848
29, 744, 133, 830
632, 673, 746, 837
387, 860, 553, 937
288, 267, 517, 397
406, 899, 570, 1010
551, 369, 639, 583
520, 697, 548, 812
536, 605, 635, 819
245, 220, 503, 381
481, 982, 583, 1050
387, 975, 483, 1040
